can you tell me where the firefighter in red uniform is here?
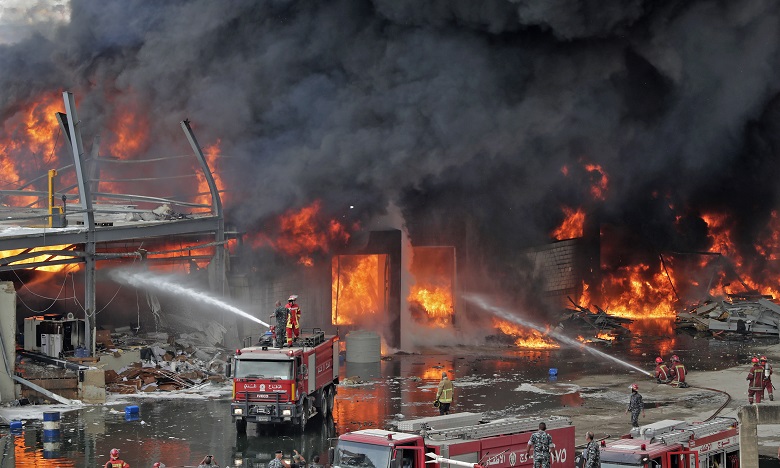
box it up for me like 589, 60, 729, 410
285, 294, 301, 346
760, 355, 774, 401
104, 448, 130, 468
669, 355, 687, 388
748, 357, 765, 404
655, 357, 671, 384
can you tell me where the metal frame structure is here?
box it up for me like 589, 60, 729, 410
0, 91, 226, 355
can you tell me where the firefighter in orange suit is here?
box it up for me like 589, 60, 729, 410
669, 355, 687, 388
748, 357, 765, 404
285, 294, 301, 346
760, 356, 774, 401
655, 357, 671, 384
104, 448, 130, 468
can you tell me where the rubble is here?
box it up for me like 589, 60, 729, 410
677, 296, 780, 337
555, 299, 633, 341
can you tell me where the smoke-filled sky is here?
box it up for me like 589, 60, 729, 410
3, 0, 780, 294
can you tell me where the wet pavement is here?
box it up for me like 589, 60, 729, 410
0, 320, 777, 467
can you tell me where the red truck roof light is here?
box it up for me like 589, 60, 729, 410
236, 349, 242, 355
600, 440, 606, 447
387, 433, 393, 440
640, 444, 646, 450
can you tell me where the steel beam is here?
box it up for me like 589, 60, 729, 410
63, 91, 96, 357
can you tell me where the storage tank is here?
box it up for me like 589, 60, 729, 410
345, 330, 381, 363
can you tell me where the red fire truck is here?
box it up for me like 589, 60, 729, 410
230, 330, 339, 432
599, 417, 739, 467
330, 413, 575, 468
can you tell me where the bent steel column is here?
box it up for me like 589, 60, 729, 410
180, 119, 225, 295
63, 91, 96, 356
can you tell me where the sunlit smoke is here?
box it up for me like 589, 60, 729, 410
110, 269, 269, 327
462, 293, 653, 376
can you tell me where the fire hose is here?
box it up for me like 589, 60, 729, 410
690, 384, 732, 421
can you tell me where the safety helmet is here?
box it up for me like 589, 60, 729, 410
760, 356, 768, 362
671, 355, 680, 362
288, 294, 298, 301
752, 357, 759, 363
153, 464, 161, 468
110, 448, 120, 459
630, 383, 638, 391
655, 357, 663, 364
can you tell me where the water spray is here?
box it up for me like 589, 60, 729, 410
462, 293, 653, 377
111, 269, 270, 328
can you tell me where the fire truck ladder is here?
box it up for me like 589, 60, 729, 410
424, 416, 572, 441
657, 418, 735, 446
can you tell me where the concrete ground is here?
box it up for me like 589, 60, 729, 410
546, 342, 780, 458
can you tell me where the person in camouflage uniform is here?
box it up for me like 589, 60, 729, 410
625, 383, 645, 428
583, 432, 600, 468
526, 422, 553, 468
271, 301, 288, 348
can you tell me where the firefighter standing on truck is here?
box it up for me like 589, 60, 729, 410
654, 357, 671, 384
270, 300, 288, 348
436, 371, 453, 415
761, 355, 774, 401
748, 356, 766, 404
286, 294, 302, 346
625, 383, 644, 428
526, 422, 554, 468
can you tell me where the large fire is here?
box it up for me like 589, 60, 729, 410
194, 139, 225, 209
408, 285, 453, 327
332, 254, 386, 325
552, 206, 585, 241
0, 245, 78, 273
493, 319, 559, 349
407, 246, 456, 327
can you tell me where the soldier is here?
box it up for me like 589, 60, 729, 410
625, 383, 644, 428
760, 356, 774, 401
270, 301, 288, 348
526, 422, 554, 468
669, 355, 687, 388
654, 357, 671, 384
286, 294, 302, 346
748, 357, 765, 404
583, 431, 600, 468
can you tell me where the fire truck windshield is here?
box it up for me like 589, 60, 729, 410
234, 359, 293, 380
334, 441, 391, 468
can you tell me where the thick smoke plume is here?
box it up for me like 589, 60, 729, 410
3, 0, 780, 310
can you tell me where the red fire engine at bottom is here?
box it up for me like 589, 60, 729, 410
327, 413, 740, 468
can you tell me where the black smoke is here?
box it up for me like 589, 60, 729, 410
2, 0, 780, 308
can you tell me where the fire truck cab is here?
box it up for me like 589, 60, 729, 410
600, 418, 739, 468
230, 330, 339, 433
331, 413, 575, 468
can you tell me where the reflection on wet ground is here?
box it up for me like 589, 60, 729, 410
0, 325, 775, 467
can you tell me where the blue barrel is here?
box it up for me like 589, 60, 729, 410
9, 420, 22, 434
124, 405, 140, 415
548, 368, 558, 376
43, 411, 61, 439
43, 441, 60, 459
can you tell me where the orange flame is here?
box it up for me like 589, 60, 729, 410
493, 318, 559, 349
552, 206, 585, 240
271, 200, 351, 266
106, 105, 149, 160
332, 254, 386, 325
580, 263, 677, 319
0, 245, 77, 273
408, 285, 453, 327
584, 163, 608, 200
194, 139, 225, 209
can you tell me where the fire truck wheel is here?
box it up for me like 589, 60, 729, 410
236, 418, 247, 433
320, 388, 330, 417
298, 400, 309, 432
325, 387, 334, 416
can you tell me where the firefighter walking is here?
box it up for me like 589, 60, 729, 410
104, 448, 130, 468
436, 372, 453, 415
625, 383, 644, 428
285, 294, 302, 346
760, 355, 774, 401
748, 356, 766, 404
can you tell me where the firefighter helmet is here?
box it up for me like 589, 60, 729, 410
760, 356, 768, 362
153, 464, 161, 468
288, 294, 298, 302
752, 357, 759, 363
110, 448, 120, 459
630, 383, 638, 391
655, 357, 663, 364
671, 354, 680, 362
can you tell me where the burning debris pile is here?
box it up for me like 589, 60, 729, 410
677, 296, 780, 338
557, 300, 632, 344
